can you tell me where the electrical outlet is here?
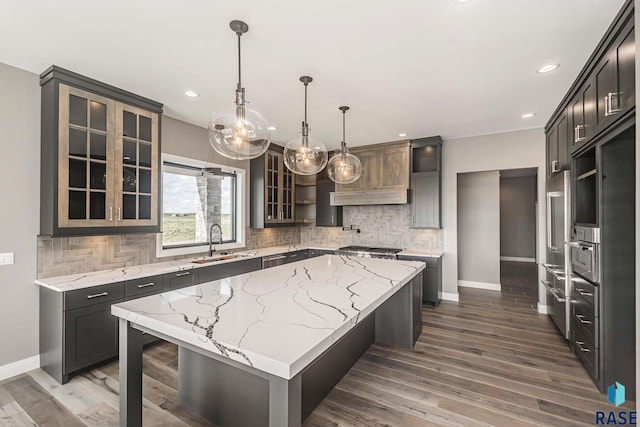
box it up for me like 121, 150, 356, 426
0, 253, 14, 265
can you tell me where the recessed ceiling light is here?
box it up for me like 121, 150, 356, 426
398, 133, 408, 137
267, 126, 277, 131
184, 90, 199, 97
521, 113, 536, 119
537, 64, 560, 73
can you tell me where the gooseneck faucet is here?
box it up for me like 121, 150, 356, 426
208, 223, 222, 257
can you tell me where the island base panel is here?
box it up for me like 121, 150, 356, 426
178, 314, 376, 426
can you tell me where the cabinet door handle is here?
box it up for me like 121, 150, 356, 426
574, 125, 585, 143
175, 272, 190, 277
109, 207, 113, 221
87, 292, 109, 299
575, 314, 592, 325
117, 207, 122, 221
331, 215, 334, 223
575, 340, 590, 353
137, 282, 155, 289
605, 92, 622, 116
551, 160, 560, 173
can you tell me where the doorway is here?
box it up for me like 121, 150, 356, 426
456, 168, 538, 309
499, 168, 538, 307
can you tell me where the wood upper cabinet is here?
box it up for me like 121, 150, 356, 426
335, 141, 410, 192
250, 144, 296, 228
40, 66, 162, 236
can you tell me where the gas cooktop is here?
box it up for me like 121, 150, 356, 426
337, 245, 403, 254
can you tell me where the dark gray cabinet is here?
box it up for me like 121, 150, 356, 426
308, 248, 334, 258
197, 258, 262, 283
284, 250, 308, 264
316, 168, 342, 227
125, 274, 164, 299
547, 110, 570, 176
163, 270, 197, 291
411, 274, 423, 344
397, 254, 442, 306
569, 77, 596, 154
40, 281, 125, 384
409, 137, 442, 229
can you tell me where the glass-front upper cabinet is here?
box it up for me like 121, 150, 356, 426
41, 66, 162, 236
58, 85, 116, 228
114, 103, 158, 226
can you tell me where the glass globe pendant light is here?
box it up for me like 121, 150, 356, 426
283, 76, 328, 175
208, 20, 270, 160
326, 106, 362, 184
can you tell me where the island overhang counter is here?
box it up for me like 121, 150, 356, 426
112, 254, 425, 427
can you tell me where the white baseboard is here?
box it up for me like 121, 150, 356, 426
0, 355, 40, 381
441, 292, 459, 302
500, 256, 536, 263
458, 280, 501, 291
537, 303, 549, 314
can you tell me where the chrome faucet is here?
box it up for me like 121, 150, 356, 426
208, 223, 222, 257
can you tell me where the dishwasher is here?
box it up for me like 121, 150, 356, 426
262, 254, 287, 269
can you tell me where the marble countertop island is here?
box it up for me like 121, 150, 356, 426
111, 254, 424, 380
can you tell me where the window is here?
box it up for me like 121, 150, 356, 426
157, 154, 245, 257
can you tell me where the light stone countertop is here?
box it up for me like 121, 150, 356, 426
34, 243, 440, 292
111, 254, 425, 379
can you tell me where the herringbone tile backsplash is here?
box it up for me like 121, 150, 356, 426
300, 205, 443, 251
38, 205, 442, 279
38, 227, 301, 279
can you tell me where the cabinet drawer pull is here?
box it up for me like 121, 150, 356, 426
137, 282, 155, 289
87, 292, 108, 299
575, 340, 591, 353
175, 272, 190, 277
575, 288, 593, 297
576, 314, 592, 325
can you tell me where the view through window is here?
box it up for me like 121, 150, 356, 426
162, 162, 236, 248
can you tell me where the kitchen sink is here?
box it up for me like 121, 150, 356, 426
191, 254, 247, 264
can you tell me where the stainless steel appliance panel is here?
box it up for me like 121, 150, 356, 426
569, 226, 600, 284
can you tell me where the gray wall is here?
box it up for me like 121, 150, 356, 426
457, 171, 501, 285
0, 63, 40, 366
442, 128, 546, 303
500, 175, 537, 259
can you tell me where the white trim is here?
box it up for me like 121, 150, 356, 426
537, 303, 549, 314
500, 256, 536, 263
458, 280, 502, 291
156, 154, 247, 258
441, 292, 459, 302
0, 355, 40, 381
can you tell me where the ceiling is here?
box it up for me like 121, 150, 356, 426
0, 0, 627, 150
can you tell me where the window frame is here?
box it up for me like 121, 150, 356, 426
156, 153, 246, 258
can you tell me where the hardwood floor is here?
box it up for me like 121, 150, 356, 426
1, 269, 633, 426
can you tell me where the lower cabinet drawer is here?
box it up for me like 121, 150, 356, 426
64, 299, 122, 373
164, 270, 197, 291
125, 275, 164, 299
65, 281, 124, 310
572, 326, 598, 381
571, 299, 598, 346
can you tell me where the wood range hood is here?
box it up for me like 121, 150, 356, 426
328, 140, 411, 206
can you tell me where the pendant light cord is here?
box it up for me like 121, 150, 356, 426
236, 32, 242, 91
304, 81, 308, 127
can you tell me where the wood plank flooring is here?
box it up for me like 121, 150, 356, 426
1, 262, 633, 426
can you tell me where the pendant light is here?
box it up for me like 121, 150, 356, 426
326, 106, 362, 184
283, 76, 328, 175
208, 20, 270, 160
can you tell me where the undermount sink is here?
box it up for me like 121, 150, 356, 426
191, 254, 246, 264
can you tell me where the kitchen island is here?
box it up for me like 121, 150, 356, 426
112, 254, 425, 427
